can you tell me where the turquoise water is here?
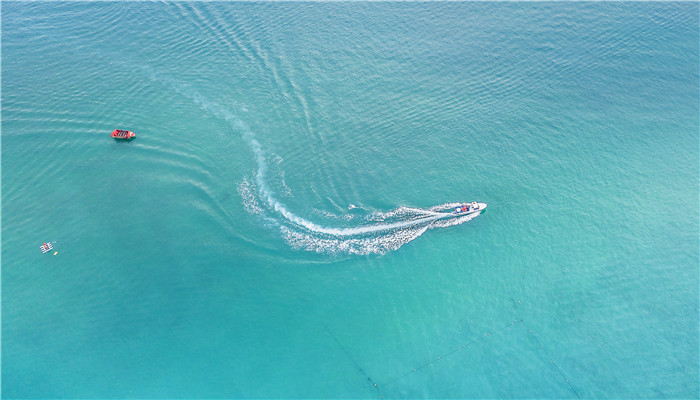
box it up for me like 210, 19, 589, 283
2, 2, 698, 398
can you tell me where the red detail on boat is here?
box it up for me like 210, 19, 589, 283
111, 129, 136, 139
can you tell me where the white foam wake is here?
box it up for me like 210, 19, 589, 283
240, 175, 483, 255
142, 66, 484, 254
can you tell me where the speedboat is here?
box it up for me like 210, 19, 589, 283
453, 201, 487, 214
111, 129, 136, 140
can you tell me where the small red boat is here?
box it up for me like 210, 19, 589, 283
111, 129, 136, 140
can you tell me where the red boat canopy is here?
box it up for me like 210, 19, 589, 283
111, 129, 135, 139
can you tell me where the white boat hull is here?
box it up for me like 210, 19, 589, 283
452, 202, 487, 215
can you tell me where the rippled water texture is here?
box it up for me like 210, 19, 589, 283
2, 2, 698, 398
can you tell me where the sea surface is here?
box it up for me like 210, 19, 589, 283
2, 2, 698, 398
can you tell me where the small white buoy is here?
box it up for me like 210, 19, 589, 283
54, 252, 58, 255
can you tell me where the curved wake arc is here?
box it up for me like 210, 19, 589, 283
141, 65, 485, 254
